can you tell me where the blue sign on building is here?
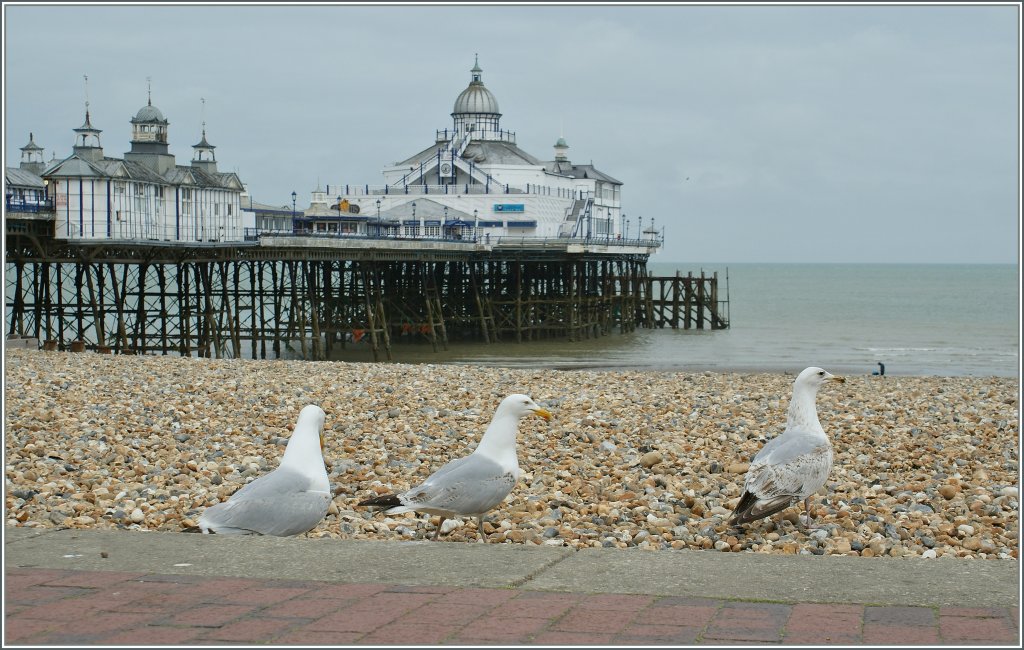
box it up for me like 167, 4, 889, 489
493, 204, 525, 213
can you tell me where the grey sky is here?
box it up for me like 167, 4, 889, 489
3, 3, 1019, 264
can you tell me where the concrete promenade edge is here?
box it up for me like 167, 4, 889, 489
3, 528, 1021, 645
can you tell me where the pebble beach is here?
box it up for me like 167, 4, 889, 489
3, 348, 1019, 560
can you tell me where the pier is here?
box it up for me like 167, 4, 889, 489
5, 214, 729, 362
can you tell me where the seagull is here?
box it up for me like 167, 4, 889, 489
358, 394, 553, 542
197, 404, 331, 536
729, 367, 846, 531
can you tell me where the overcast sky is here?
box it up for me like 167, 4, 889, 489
3, 3, 1019, 264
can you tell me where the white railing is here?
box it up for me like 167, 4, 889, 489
330, 184, 595, 200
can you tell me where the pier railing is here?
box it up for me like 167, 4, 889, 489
239, 228, 663, 251
5, 198, 53, 213
326, 183, 594, 201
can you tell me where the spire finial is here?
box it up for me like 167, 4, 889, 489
147, 76, 152, 105
201, 97, 206, 136
82, 74, 91, 122
470, 53, 482, 82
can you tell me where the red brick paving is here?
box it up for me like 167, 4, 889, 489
3, 567, 1020, 646
939, 615, 1018, 642
862, 623, 942, 644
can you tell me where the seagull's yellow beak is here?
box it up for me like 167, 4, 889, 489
532, 407, 553, 421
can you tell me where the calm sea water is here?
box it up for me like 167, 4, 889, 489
327, 263, 1020, 378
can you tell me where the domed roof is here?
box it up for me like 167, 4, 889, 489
453, 85, 500, 115
452, 57, 500, 116
132, 101, 167, 124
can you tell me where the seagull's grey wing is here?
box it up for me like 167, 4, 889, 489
201, 467, 330, 536
403, 454, 516, 515
200, 492, 330, 536
744, 429, 833, 500
224, 466, 311, 499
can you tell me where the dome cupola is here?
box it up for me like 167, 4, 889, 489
130, 80, 169, 147
125, 80, 176, 174
451, 55, 501, 136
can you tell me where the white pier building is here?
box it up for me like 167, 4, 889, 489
298, 57, 659, 252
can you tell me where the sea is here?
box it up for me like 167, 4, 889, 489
326, 263, 1020, 378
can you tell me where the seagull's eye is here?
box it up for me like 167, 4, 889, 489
818, 371, 825, 376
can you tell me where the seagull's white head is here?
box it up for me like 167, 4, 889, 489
296, 404, 327, 451
497, 393, 553, 422
794, 367, 846, 394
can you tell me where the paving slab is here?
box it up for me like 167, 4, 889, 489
3, 528, 572, 589
525, 545, 1021, 607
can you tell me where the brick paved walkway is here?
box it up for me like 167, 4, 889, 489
4, 568, 1019, 645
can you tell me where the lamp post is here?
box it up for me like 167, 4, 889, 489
291, 191, 297, 233
411, 201, 417, 238
474, 208, 479, 242
638, 215, 643, 240
375, 198, 381, 238
335, 196, 342, 236
443, 206, 448, 239
620, 212, 626, 242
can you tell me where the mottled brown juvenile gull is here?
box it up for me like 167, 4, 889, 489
198, 404, 330, 536
729, 367, 845, 530
358, 394, 552, 542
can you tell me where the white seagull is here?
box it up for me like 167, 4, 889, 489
358, 394, 552, 542
729, 367, 845, 531
198, 404, 331, 536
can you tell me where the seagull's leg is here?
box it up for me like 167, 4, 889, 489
477, 516, 486, 543
801, 497, 819, 531
432, 516, 446, 541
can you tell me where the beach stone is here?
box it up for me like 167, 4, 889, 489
938, 484, 959, 500
130, 508, 145, 523
639, 451, 662, 468
962, 536, 982, 551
